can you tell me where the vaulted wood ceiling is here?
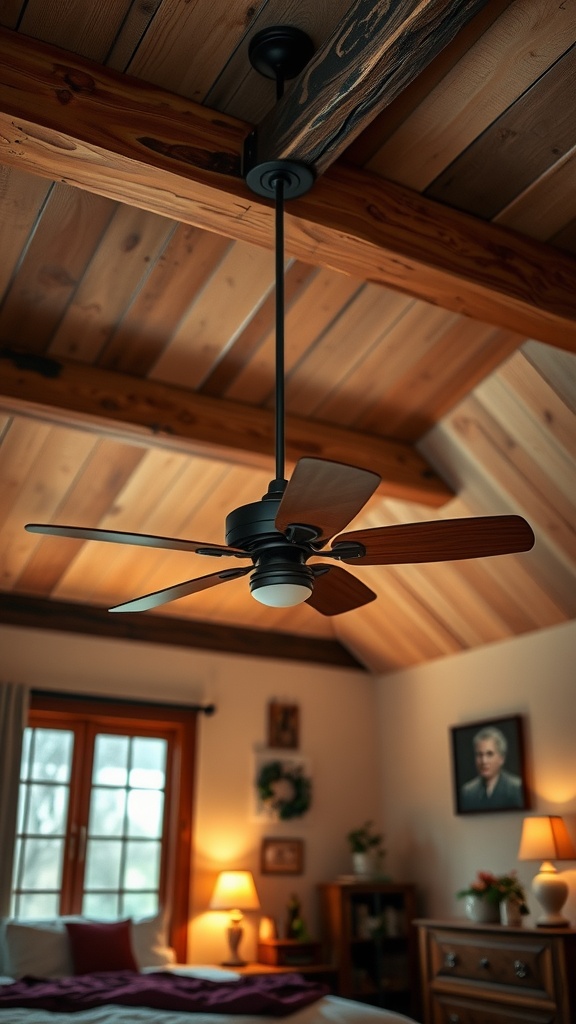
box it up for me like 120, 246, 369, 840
0, 0, 575, 674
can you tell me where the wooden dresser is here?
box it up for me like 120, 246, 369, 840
416, 918, 576, 1023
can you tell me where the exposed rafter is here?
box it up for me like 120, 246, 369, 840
250, 0, 489, 175
0, 28, 574, 350
0, 352, 453, 507
0, 594, 365, 669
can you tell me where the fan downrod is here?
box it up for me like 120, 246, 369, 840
244, 25, 315, 199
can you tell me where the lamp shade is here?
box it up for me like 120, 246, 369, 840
518, 816, 576, 862
209, 870, 260, 912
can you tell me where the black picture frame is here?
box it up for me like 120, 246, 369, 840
450, 715, 530, 815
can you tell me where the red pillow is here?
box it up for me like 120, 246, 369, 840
65, 919, 138, 974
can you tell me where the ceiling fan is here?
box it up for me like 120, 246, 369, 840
25, 27, 534, 618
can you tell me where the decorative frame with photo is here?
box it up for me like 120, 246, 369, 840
450, 714, 530, 816
261, 838, 304, 875
268, 702, 299, 749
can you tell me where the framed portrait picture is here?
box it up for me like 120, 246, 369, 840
261, 837, 304, 875
268, 702, 299, 749
450, 715, 530, 815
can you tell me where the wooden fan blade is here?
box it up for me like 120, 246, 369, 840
335, 516, 535, 565
109, 566, 251, 613
306, 565, 376, 616
275, 458, 381, 542
25, 523, 246, 558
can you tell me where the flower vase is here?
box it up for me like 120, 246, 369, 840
499, 897, 523, 927
464, 895, 500, 923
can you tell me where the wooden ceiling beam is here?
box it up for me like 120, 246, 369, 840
0, 594, 366, 669
0, 29, 575, 351
0, 351, 453, 507
251, 0, 489, 176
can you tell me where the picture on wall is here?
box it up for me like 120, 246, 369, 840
450, 715, 530, 815
268, 702, 299, 749
261, 838, 304, 875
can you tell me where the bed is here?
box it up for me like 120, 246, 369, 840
0, 916, 418, 1024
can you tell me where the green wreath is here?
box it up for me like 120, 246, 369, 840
256, 760, 312, 820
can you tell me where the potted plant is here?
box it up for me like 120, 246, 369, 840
346, 820, 385, 877
457, 871, 528, 924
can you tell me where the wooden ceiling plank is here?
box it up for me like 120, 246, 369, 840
101, 227, 234, 376
48, 204, 175, 363
0, 167, 53, 300
0, 593, 365, 668
0, 353, 453, 506
498, 350, 576, 456
0, 28, 575, 349
366, 0, 574, 191
150, 240, 275, 390
426, 45, 576, 219
201, 261, 318, 398
226, 270, 363, 407
495, 148, 576, 244
250, 0, 490, 175
365, 322, 524, 441
0, 183, 117, 352
522, 341, 576, 412
289, 288, 415, 424
17, 0, 136, 62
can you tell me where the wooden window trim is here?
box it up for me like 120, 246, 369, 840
28, 694, 197, 962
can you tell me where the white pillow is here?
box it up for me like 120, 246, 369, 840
2, 911, 175, 978
3, 919, 73, 978
131, 910, 176, 968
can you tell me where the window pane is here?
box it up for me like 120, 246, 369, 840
30, 730, 73, 782
25, 783, 69, 835
122, 891, 158, 917
14, 892, 60, 918
89, 787, 127, 837
84, 839, 122, 889
127, 789, 163, 838
129, 737, 166, 789
83, 892, 120, 918
124, 840, 160, 890
21, 837, 64, 889
93, 735, 129, 785
20, 729, 31, 775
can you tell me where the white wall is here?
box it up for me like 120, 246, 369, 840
374, 619, 576, 928
1, 625, 382, 963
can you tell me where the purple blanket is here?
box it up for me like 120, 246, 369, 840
0, 971, 329, 1017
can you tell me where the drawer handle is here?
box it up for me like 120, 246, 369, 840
514, 959, 529, 979
479, 957, 490, 969
445, 952, 458, 968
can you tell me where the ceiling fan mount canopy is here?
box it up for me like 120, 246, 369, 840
244, 25, 316, 199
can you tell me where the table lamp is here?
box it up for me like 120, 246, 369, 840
518, 815, 576, 927
209, 870, 260, 965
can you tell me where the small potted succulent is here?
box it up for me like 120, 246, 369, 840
347, 820, 385, 877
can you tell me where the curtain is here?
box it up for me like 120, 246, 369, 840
0, 682, 29, 917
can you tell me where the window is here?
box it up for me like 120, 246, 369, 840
11, 695, 197, 961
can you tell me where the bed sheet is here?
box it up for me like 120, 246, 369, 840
0, 996, 416, 1023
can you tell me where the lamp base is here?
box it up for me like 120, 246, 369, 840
223, 922, 246, 966
532, 862, 570, 928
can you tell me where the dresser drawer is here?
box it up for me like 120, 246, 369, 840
431, 991, 557, 1024
427, 927, 554, 998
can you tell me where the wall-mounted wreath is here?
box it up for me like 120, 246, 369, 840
256, 759, 312, 820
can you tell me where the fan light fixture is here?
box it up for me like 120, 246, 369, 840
24, 26, 535, 621
209, 869, 260, 966
518, 815, 576, 927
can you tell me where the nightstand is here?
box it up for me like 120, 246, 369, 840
233, 961, 338, 990
416, 918, 576, 1023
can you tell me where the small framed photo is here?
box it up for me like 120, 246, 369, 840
261, 838, 304, 875
268, 702, 299, 749
450, 715, 530, 815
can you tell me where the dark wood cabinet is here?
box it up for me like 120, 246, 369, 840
318, 880, 418, 1018
416, 918, 576, 1023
